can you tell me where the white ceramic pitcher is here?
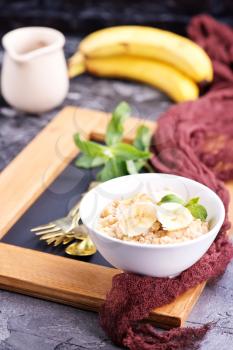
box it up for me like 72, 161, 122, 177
1, 27, 69, 114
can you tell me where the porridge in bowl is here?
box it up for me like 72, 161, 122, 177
81, 173, 224, 277
97, 192, 209, 244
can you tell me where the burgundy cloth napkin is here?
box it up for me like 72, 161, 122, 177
99, 15, 233, 350
188, 15, 233, 90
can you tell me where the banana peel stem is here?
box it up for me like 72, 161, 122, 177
68, 52, 86, 78
68, 62, 86, 78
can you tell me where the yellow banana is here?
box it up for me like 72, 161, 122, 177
69, 52, 85, 77
83, 55, 198, 103
77, 26, 213, 83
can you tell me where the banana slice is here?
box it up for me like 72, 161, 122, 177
117, 201, 157, 237
156, 202, 193, 231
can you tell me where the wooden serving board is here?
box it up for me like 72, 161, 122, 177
0, 106, 232, 329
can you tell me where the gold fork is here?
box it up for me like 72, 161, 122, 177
31, 181, 99, 255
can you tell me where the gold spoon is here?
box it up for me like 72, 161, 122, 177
65, 237, 96, 256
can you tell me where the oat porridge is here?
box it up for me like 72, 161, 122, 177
97, 192, 209, 244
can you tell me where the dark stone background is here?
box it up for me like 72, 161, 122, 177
0, 0, 232, 37
0, 2, 233, 349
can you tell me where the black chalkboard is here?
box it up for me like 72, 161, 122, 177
1, 159, 112, 268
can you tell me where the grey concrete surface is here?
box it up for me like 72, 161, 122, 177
0, 37, 232, 350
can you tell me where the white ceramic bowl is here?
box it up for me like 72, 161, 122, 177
80, 173, 225, 277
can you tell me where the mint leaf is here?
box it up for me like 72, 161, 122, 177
97, 159, 127, 181
134, 125, 152, 151
185, 197, 200, 206
126, 160, 138, 174
185, 197, 207, 221
134, 159, 147, 172
105, 102, 131, 146
158, 194, 208, 221
74, 102, 153, 181
74, 134, 111, 160
159, 194, 185, 205
111, 143, 151, 161
75, 155, 105, 169
186, 203, 207, 221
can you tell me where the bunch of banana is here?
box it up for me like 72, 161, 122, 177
68, 26, 213, 102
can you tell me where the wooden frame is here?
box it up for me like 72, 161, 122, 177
0, 106, 232, 328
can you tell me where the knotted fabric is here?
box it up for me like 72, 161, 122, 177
99, 15, 233, 350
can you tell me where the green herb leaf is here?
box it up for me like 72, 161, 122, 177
74, 102, 154, 181
126, 160, 138, 174
185, 197, 208, 221
134, 159, 146, 172
97, 159, 127, 181
74, 133, 111, 160
75, 155, 105, 169
159, 194, 185, 205
105, 102, 131, 146
111, 143, 151, 161
186, 203, 207, 221
159, 194, 208, 221
185, 197, 200, 206
134, 125, 152, 151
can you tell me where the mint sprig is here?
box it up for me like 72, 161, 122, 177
97, 159, 127, 182
133, 125, 151, 151
185, 197, 207, 221
158, 194, 185, 205
105, 102, 131, 146
159, 195, 208, 221
75, 155, 105, 169
74, 102, 153, 181
74, 134, 111, 160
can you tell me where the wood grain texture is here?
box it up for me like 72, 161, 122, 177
0, 242, 203, 327
0, 107, 97, 237
0, 242, 117, 312
0, 106, 231, 329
